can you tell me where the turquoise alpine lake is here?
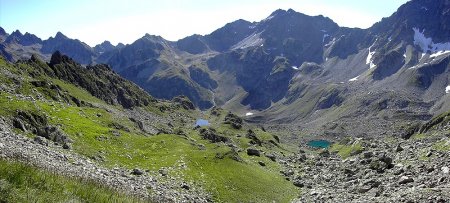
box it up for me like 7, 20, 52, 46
307, 140, 331, 148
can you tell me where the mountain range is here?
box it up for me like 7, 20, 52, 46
1, 0, 450, 138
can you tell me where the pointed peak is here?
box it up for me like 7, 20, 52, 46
116, 43, 125, 48
0, 27, 6, 35
269, 9, 287, 16
142, 33, 164, 41
101, 40, 113, 46
287, 8, 296, 13
55, 31, 68, 39
50, 51, 63, 64
264, 9, 302, 21
49, 51, 75, 66
11, 29, 23, 36
30, 54, 43, 62
234, 19, 251, 24
143, 33, 160, 39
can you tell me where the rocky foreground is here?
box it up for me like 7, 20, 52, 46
283, 135, 450, 202
0, 118, 210, 203
1, 108, 450, 203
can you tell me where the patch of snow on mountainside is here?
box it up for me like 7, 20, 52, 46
366, 48, 376, 69
446, 86, 450, 94
292, 66, 299, 70
325, 38, 336, 47
420, 53, 426, 61
430, 50, 450, 58
263, 15, 274, 22
349, 75, 359, 82
245, 112, 254, 116
413, 28, 450, 54
231, 32, 263, 50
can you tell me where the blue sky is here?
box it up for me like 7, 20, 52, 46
0, 0, 409, 46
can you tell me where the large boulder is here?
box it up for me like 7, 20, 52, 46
246, 130, 262, 146
172, 96, 196, 110
199, 128, 229, 143
224, 112, 243, 129
247, 148, 261, 156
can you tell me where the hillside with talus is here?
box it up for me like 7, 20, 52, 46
0, 53, 300, 202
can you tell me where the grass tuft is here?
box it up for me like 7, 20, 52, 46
0, 159, 144, 203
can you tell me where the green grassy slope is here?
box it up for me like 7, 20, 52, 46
0, 56, 299, 202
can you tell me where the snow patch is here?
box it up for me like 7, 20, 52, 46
366, 41, 377, 69
367, 50, 376, 69
291, 66, 299, 70
320, 30, 327, 33
263, 15, 274, 22
245, 112, 254, 116
232, 32, 264, 50
367, 51, 375, 64
420, 53, 426, 61
325, 38, 336, 47
446, 86, 450, 94
349, 76, 359, 82
413, 28, 450, 54
430, 50, 450, 58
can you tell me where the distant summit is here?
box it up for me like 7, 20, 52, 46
93, 41, 116, 54
41, 31, 96, 64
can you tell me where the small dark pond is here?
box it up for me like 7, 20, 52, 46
307, 140, 331, 148
195, 119, 209, 127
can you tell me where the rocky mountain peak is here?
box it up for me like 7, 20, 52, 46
42, 32, 96, 64
10, 30, 23, 37
116, 43, 125, 49
0, 27, 7, 36
4, 30, 42, 46
49, 51, 75, 66
21, 32, 42, 45
93, 40, 115, 54
370, 0, 450, 43
205, 19, 255, 51
268, 9, 287, 18
142, 33, 164, 41
100, 40, 113, 47
4, 30, 23, 43
54, 31, 68, 40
